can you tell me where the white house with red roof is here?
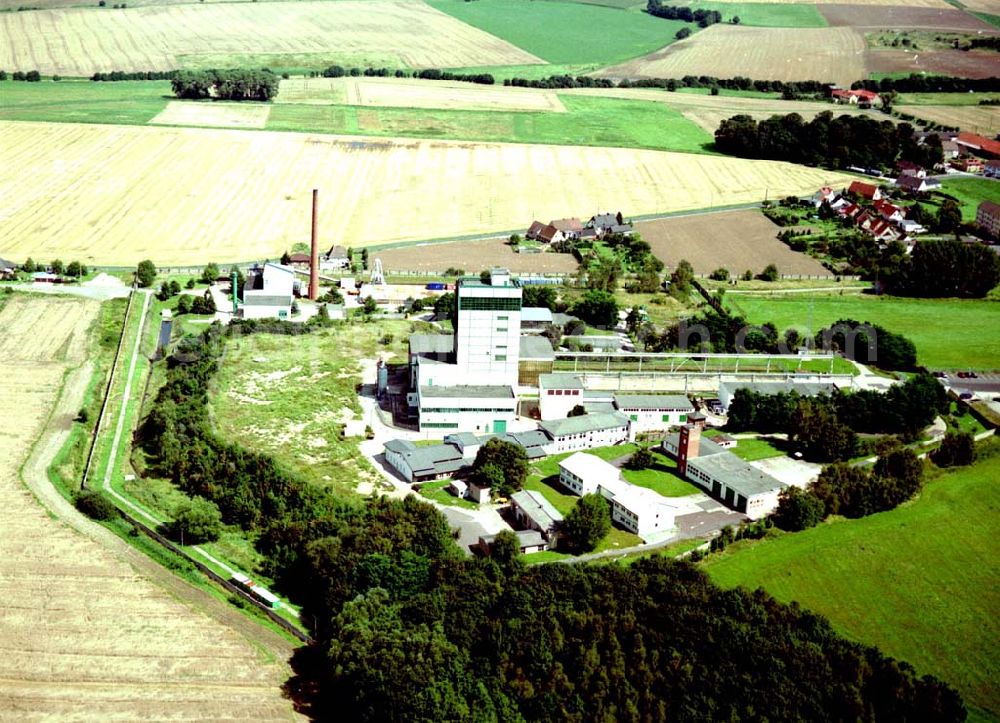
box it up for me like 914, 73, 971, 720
848, 180, 881, 201
831, 89, 880, 106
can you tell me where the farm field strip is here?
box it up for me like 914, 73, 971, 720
595, 25, 869, 86
0, 0, 541, 77
866, 47, 1000, 79
819, 4, 998, 29
0, 295, 295, 719
896, 104, 1000, 134
0, 120, 854, 266
150, 101, 272, 129
636, 209, 832, 276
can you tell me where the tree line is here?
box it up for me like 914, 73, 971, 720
135, 322, 966, 720
318, 65, 494, 85
170, 69, 278, 101
852, 73, 1000, 94
91, 70, 176, 81
647, 1, 724, 27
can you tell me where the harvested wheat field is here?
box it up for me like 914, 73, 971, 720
638, 209, 830, 277
565, 87, 879, 133
0, 0, 541, 76
150, 101, 272, 129
820, 5, 998, 30
897, 105, 1000, 134
276, 77, 350, 106
597, 26, 868, 87
959, 0, 1000, 12
344, 77, 566, 113
0, 121, 854, 266
868, 49, 1000, 80
0, 295, 296, 720
376, 238, 579, 273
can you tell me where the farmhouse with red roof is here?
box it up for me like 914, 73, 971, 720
848, 180, 881, 201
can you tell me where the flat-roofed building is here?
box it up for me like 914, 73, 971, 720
418, 385, 517, 434
540, 412, 633, 454
538, 373, 585, 420
242, 263, 295, 320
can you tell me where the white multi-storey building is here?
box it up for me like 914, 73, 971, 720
454, 269, 522, 387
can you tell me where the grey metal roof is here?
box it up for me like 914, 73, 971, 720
614, 394, 694, 411
420, 385, 515, 399
384, 439, 416, 454
403, 444, 466, 476
520, 335, 555, 361
551, 312, 579, 327
0, 258, 16, 270
502, 429, 552, 449
539, 411, 629, 437
409, 334, 455, 355
538, 373, 583, 390
590, 213, 618, 228
688, 452, 786, 498
584, 401, 616, 415
243, 295, 291, 306
444, 432, 480, 448
511, 489, 564, 530
719, 381, 836, 398
610, 224, 633, 234
521, 307, 553, 323
326, 245, 349, 259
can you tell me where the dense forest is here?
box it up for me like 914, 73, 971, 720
138, 325, 964, 720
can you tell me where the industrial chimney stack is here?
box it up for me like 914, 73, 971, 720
309, 188, 319, 301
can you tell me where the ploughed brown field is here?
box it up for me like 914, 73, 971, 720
374, 237, 579, 274
637, 210, 832, 277
820, 5, 999, 30
867, 49, 1000, 79
0, 294, 297, 720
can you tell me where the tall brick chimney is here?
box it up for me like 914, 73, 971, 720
308, 188, 319, 301
677, 423, 701, 477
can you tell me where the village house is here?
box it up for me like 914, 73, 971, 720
951, 157, 984, 174
0, 257, 16, 279
894, 175, 940, 194
976, 201, 1000, 238
285, 252, 311, 270
895, 159, 926, 178
525, 221, 565, 244
588, 212, 633, 237
848, 180, 881, 201
956, 131, 1000, 159
321, 245, 350, 271
873, 199, 905, 223
549, 217, 584, 240
830, 88, 879, 107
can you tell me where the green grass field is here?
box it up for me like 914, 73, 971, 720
727, 293, 1000, 370
938, 177, 1000, 222
267, 93, 713, 151
428, 0, 690, 65
0, 79, 169, 125
703, 446, 1000, 720
704, 431, 785, 461
686, 2, 827, 27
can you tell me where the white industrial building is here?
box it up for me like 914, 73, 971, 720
664, 425, 785, 520
455, 269, 522, 386
557, 452, 677, 541
417, 385, 517, 434
538, 373, 586, 420
241, 263, 295, 319
539, 412, 633, 454
613, 394, 695, 433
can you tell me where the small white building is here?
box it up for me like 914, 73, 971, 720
540, 412, 633, 455
538, 373, 585, 420
242, 263, 295, 320
320, 244, 350, 271
558, 452, 676, 541
613, 394, 695, 433
418, 385, 517, 434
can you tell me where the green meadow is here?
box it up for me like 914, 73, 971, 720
0, 79, 169, 125
428, 0, 690, 65
685, 2, 827, 27
704, 446, 1000, 721
727, 293, 1000, 370
938, 177, 1000, 222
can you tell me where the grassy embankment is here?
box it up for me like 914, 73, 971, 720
703, 443, 1000, 721
727, 293, 1000, 370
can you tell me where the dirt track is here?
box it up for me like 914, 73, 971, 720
0, 294, 299, 720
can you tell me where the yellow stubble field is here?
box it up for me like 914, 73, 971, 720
0, 295, 296, 720
598, 26, 869, 87
896, 105, 1000, 135
0, 0, 541, 77
0, 120, 855, 266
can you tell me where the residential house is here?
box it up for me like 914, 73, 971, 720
526, 221, 547, 241
812, 186, 836, 207
952, 157, 984, 174
941, 140, 961, 159
612, 394, 695, 433
895, 159, 926, 178
873, 199, 904, 223
539, 412, 633, 454
0, 257, 16, 279
976, 201, 1000, 237
321, 245, 350, 271
537, 224, 565, 244
831, 88, 879, 106
549, 217, 584, 239
847, 180, 881, 201
895, 175, 940, 193
286, 252, 311, 270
